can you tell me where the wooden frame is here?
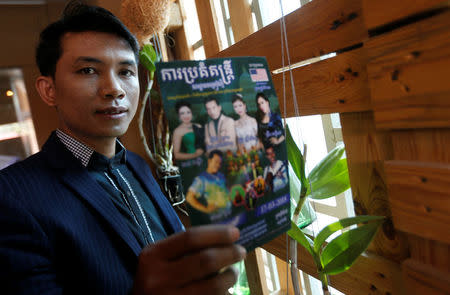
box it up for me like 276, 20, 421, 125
189, 0, 450, 293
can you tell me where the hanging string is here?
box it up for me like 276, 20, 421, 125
154, 32, 163, 59
149, 34, 159, 155
278, 0, 319, 234
285, 233, 290, 295
277, 1, 323, 294
279, 7, 290, 295
278, 2, 300, 119
280, 6, 287, 126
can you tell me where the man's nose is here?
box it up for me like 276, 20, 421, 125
100, 72, 125, 99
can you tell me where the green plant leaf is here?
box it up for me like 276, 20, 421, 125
308, 158, 350, 199
313, 215, 385, 253
287, 221, 314, 257
140, 51, 155, 72
139, 44, 159, 72
142, 43, 158, 62
286, 125, 307, 189
308, 145, 344, 185
320, 218, 384, 275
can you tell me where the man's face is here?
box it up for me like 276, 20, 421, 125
266, 147, 276, 164
207, 154, 222, 174
48, 31, 139, 146
205, 100, 221, 120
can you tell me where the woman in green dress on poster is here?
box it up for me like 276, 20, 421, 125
172, 101, 205, 191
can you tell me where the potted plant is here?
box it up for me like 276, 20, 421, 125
286, 125, 384, 295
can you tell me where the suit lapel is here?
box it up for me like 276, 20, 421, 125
126, 153, 184, 235
41, 133, 141, 257
60, 169, 142, 256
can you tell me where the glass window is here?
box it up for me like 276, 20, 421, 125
0, 68, 38, 169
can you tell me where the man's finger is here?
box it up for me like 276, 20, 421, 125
182, 266, 239, 295
151, 225, 240, 259
168, 244, 246, 285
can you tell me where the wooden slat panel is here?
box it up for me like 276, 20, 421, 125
340, 111, 410, 262
171, 0, 195, 60
403, 259, 450, 294
172, 27, 194, 60
244, 248, 269, 295
366, 10, 450, 129
407, 235, 450, 273
195, 0, 222, 57
391, 129, 450, 269
363, 0, 445, 30
227, 0, 255, 43
385, 160, 450, 245
274, 47, 371, 117
167, 1, 183, 30
275, 256, 295, 295
216, 0, 367, 71
263, 235, 403, 295
372, 91, 450, 130
391, 129, 450, 163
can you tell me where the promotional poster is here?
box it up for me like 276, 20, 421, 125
156, 57, 290, 251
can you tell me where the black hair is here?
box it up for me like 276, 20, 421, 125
255, 92, 270, 121
175, 101, 192, 114
255, 92, 269, 105
204, 96, 220, 106
231, 93, 244, 104
208, 150, 223, 160
36, 0, 139, 77
265, 145, 275, 153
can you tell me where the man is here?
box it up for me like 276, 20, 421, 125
204, 96, 237, 154
0, 2, 245, 295
186, 150, 230, 217
263, 146, 288, 193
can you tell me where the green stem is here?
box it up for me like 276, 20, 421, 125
289, 236, 302, 295
319, 272, 330, 295
289, 187, 307, 295
138, 74, 156, 164
292, 186, 307, 224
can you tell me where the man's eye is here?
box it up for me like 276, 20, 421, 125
120, 69, 135, 77
79, 67, 95, 74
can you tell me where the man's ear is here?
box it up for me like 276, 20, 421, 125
35, 76, 57, 107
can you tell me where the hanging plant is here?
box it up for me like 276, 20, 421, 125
121, 0, 184, 206
121, 0, 172, 46
138, 43, 184, 206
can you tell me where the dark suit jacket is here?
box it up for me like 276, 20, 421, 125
0, 132, 184, 294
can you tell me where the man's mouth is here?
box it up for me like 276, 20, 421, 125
96, 107, 127, 115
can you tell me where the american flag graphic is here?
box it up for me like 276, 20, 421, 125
249, 68, 269, 82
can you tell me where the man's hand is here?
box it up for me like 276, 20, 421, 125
132, 225, 246, 295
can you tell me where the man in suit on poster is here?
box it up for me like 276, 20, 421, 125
204, 96, 237, 154
0, 2, 245, 294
